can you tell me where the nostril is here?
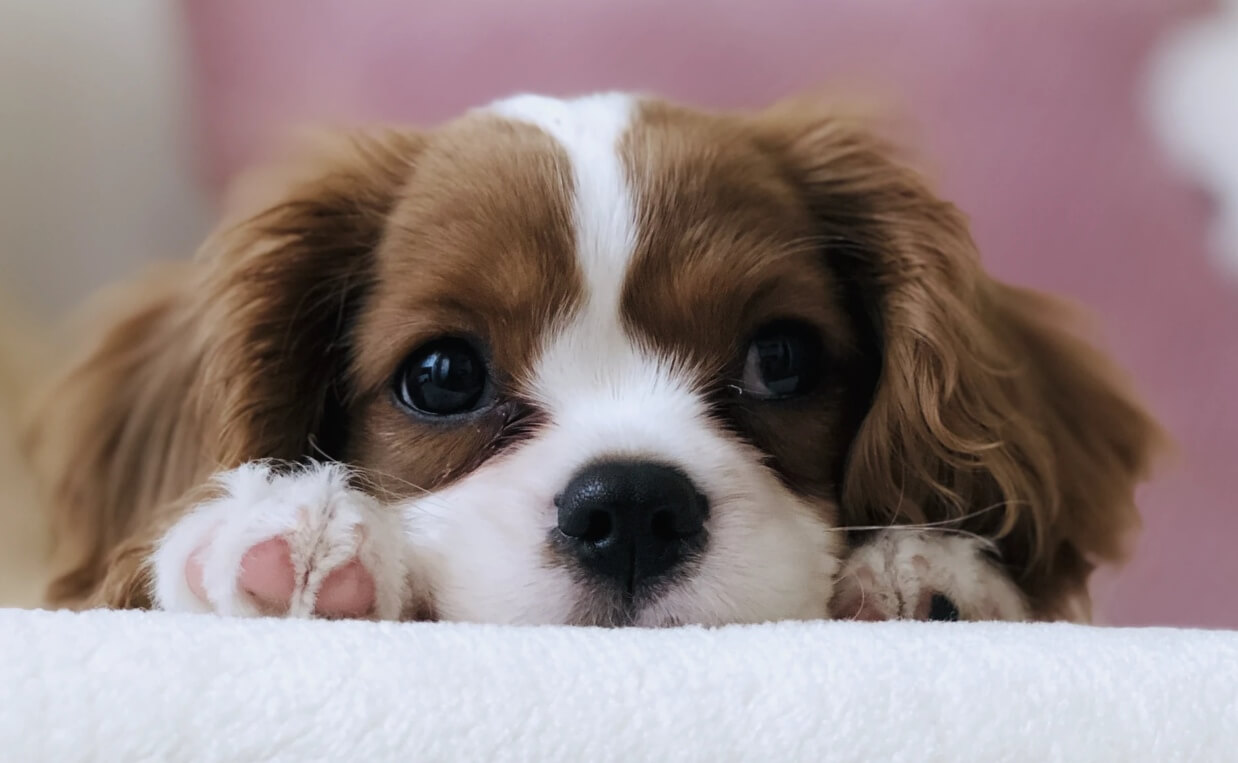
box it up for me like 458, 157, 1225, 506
579, 509, 613, 544
559, 502, 614, 543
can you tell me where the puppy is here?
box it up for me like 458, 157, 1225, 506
25, 93, 1163, 625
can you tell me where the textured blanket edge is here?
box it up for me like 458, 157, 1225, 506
1, 609, 1236, 763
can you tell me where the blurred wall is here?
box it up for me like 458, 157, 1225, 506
0, 0, 208, 318
0, 0, 209, 605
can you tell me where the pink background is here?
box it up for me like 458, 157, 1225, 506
182, 0, 1237, 627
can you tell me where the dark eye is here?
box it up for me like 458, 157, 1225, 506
740, 322, 824, 400
394, 338, 489, 416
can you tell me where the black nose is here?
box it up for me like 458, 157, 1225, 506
555, 461, 709, 592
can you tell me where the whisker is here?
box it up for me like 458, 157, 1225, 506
301, 436, 457, 513
349, 465, 461, 515
833, 567, 871, 622
836, 525, 1000, 549
829, 498, 1029, 536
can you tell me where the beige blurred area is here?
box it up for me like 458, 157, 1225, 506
0, 300, 48, 606
0, 0, 210, 606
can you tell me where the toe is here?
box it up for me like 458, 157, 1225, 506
238, 538, 296, 615
314, 558, 376, 619
829, 586, 893, 621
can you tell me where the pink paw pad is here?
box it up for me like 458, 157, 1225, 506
239, 538, 296, 615
186, 537, 377, 618
315, 558, 377, 619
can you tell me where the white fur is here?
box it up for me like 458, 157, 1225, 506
833, 530, 1029, 622
152, 462, 412, 620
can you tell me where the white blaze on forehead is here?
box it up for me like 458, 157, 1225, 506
488, 93, 638, 318
487, 93, 701, 430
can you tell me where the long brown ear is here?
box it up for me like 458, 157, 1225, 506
195, 130, 423, 465
24, 129, 422, 607
756, 103, 1167, 620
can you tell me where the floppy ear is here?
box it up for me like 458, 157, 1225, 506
756, 103, 1166, 620
24, 129, 422, 606
195, 130, 423, 465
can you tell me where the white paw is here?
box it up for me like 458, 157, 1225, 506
830, 530, 1029, 622
151, 462, 414, 619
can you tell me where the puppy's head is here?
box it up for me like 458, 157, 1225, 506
186, 94, 1161, 624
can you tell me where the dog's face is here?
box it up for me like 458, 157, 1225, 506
184, 93, 1159, 624
344, 95, 869, 625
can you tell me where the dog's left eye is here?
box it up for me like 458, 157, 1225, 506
740, 322, 823, 400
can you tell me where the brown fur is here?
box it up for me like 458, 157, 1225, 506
620, 100, 869, 506
25, 130, 426, 607
754, 100, 1166, 618
348, 115, 582, 497
24, 97, 1164, 619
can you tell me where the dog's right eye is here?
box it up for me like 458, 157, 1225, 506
393, 338, 489, 416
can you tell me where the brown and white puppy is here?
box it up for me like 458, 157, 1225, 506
25, 93, 1163, 625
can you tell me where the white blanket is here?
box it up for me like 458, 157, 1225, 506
1, 609, 1235, 762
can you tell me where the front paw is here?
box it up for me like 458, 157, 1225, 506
151, 462, 416, 619
829, 531, 1029, 622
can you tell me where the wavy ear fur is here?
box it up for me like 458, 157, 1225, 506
756, 102, 1167, 619
24, 130, 422, 607
197, 130, 423, 465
